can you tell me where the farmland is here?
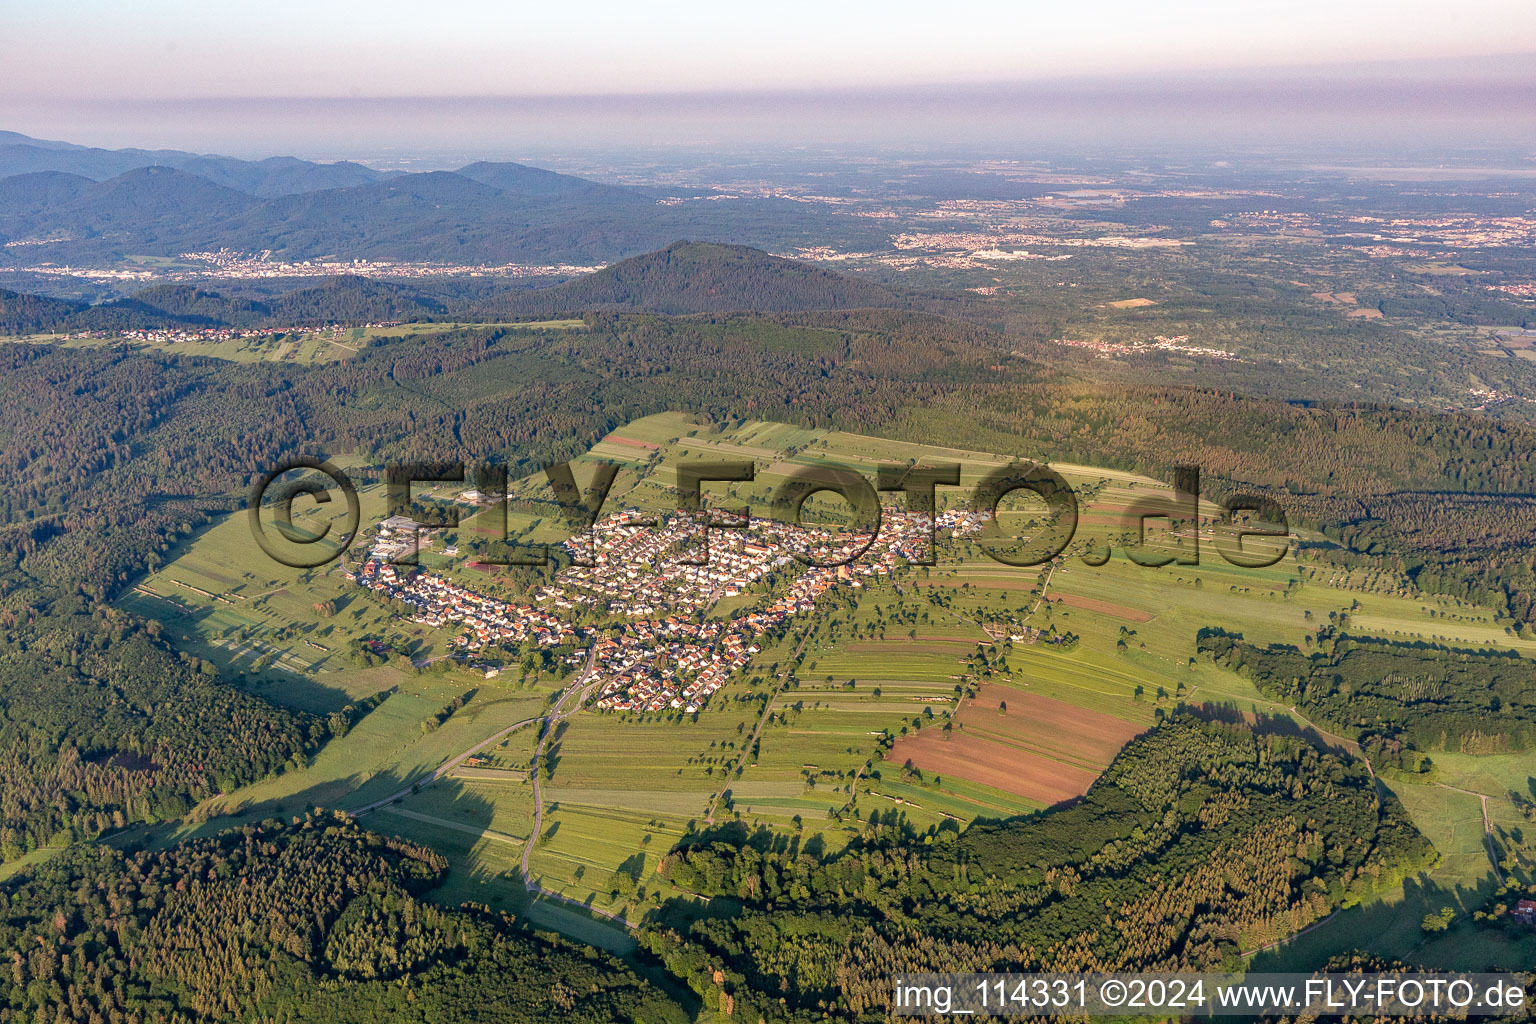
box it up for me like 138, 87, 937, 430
116, 412, 1536, 963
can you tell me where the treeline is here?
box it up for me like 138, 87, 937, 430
0, 812, 689, 1023
1198, 630, 1536, 756
641, 714, 1432, 1021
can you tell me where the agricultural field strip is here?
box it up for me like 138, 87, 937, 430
380, 806, 527, 845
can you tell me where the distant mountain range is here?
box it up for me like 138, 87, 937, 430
0, 132, 888, 267
0, 130, 389, 196
0, 242, 920, 332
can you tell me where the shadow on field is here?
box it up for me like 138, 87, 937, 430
1186, 701, 1360, 758
1249, 872, 1506, 972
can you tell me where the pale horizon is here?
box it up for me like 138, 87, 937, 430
5, 0, 1536, 100
5, 54, 1536, 163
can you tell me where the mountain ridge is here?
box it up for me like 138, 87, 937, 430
0, 133, 892, 267
0, 130, 390, 196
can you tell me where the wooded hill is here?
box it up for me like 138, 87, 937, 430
493, 241, 907, 315
0, 158, 888, 266
0, 130, 389, 197
0, 277, 450, 333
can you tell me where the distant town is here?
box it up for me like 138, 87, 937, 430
0, 248, 603, 283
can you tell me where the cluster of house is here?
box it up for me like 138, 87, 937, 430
350, 504, 991, 713
348, 553, 583, 652
177, 248, 603, 280
545, 510, 779, 615
1050, 335, 1239, 361
589, 618, 755, 713
62, 323, 394, 344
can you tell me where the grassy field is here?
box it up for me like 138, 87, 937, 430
118, 411, 1536, 959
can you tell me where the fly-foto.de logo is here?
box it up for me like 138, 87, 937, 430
248, 458, 1288, 571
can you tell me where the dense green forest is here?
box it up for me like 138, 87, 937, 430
494, 241, 909, 315
1198, 631, 1536, 758
640, 714, 1432, 1021
0, 161, 890, 266
0, 277, 448, 333
0, 812, 689, 1023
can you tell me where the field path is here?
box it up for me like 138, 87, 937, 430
704, 629, 813, 824
518, 648, 631, 921
380, 806, 526, 846
1028, 561, 1057, 617
350, 713, 543, 815
1435, 783, 1503, 884
352, 647, 631, 925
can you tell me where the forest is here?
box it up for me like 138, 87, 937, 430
0, 812, 689, 1023
0, 161, 890, 267
1198, 630, 1536, 757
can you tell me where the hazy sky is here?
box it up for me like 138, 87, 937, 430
4, 0, 1535, 98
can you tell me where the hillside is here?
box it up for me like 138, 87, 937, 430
455, 159, 647, 202
0, 814, 688, 1022
0, 287, 87, 333
0, 275, 447, 332
648, 713, 1430, 1018
0, 166, 262, 254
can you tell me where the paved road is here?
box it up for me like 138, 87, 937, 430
520, 648, 630, 920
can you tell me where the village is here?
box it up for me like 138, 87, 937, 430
58, 322, 401, 344
1049, 333, 1241, 360
348, 503, 991, 715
